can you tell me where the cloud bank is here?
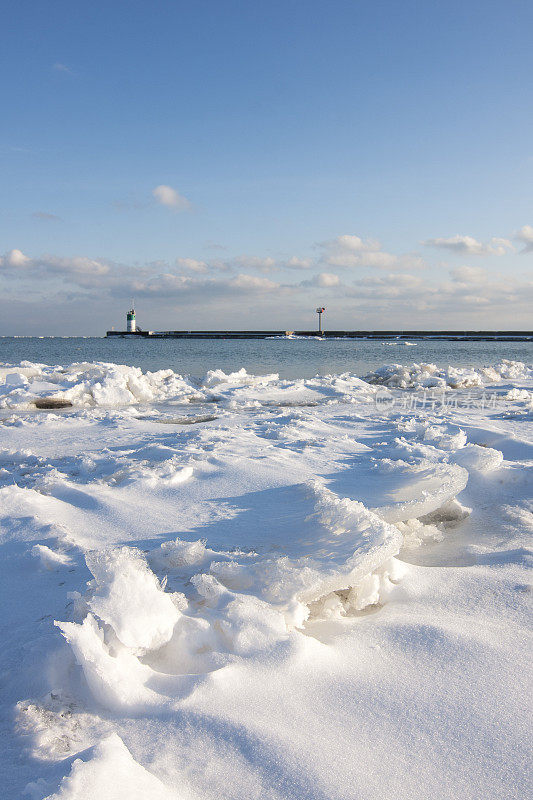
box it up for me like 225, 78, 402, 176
423, 235, 515, 256
1, 223, 531, 333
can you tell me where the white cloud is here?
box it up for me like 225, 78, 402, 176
37, 255, 110, 277
0, 249, 31, 268
286, 256, 313, 270
424, 235, 514, 256
3, 224, 531, 332
316, 272, 340, 287
230, 274, 279, 291
318, 234, 422, 271
351, 273, 425, 299
515, 224, 533, 253
358, 273, 423, 288
0, 250, 110, 287
460, 295, 491, 305
326, 247, 405, 270
127, 271, 282, 302
52, 62, 74, 75
231, 255, 277, 273
450, 266, 488, 283
332, 235, 380, 253
175, 257, 208, 273
490, 237, 515, 254
152, 185, 191, 210
302, 272, 340, 288
319, 234, 381, 268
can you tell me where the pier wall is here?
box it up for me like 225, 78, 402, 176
105, 330, 532, 341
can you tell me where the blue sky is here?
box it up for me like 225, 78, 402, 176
1, 0, 532, 333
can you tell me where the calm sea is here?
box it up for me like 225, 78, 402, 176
1, 337, 531, 380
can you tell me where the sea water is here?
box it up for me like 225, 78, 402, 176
1, 336, 531, 379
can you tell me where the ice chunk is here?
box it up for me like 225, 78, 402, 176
421, 424, 467, 450
396, 518, 444, 548
55, 615, 157, 711
449, 444, 503, 473
202, 367, 278, 388
85, 548, 181, 652
210, 481, 404, 611
5, 372, 28, 386
373, 460, 469, 523
0, 361, 201, 409
505, 388, 532, 402
327, 456, 469, 524
307, 557, 407, 618
363, 359, 531, 390
151, 537, 209, 569
55, 614, 157, 711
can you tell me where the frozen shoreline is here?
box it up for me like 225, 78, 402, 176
1, 360, 532, 799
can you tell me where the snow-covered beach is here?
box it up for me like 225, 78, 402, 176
0, 356, 531, 799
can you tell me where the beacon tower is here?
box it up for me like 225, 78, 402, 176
126, 308, 136, 333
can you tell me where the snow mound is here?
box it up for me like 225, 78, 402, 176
150, 537, 212, 569
0, 361, 200, 408
31, 544, 73, 570
363, 359, 532, 389
398, 419, 468, 450
449, 444, 504, 473
55, 615, 160, 711
202, 367, 279, 388
54, 481, 405, 701
41, 733, 179, 799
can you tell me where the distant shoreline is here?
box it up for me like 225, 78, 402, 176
105, 329, 532, 342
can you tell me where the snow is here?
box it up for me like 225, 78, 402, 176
40, 734, 180, 799
31, 544, 73, 570
0, 362, 200, 409
1, 357, 532, 799
82, 548, 182, 652
364, 358, 532, 389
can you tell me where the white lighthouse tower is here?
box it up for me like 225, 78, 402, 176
126, 307, 136, 333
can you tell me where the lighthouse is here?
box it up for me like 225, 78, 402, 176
126, 307, 136, 333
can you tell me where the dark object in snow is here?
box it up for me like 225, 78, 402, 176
34, 397, 73, 409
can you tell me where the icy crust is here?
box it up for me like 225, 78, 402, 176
54, 483, 404, 715
202, 367, 279, 388
201, 368, 375, 407
0, 443, 195, 493
367, 460, 469, 523
1, 358, 531, 411
364, 359, 532, 389
6, 356, 532, 800
0, 361, 375, 410
208, 481, 405, 609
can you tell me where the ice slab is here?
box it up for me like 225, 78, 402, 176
325, 457, 469, 523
